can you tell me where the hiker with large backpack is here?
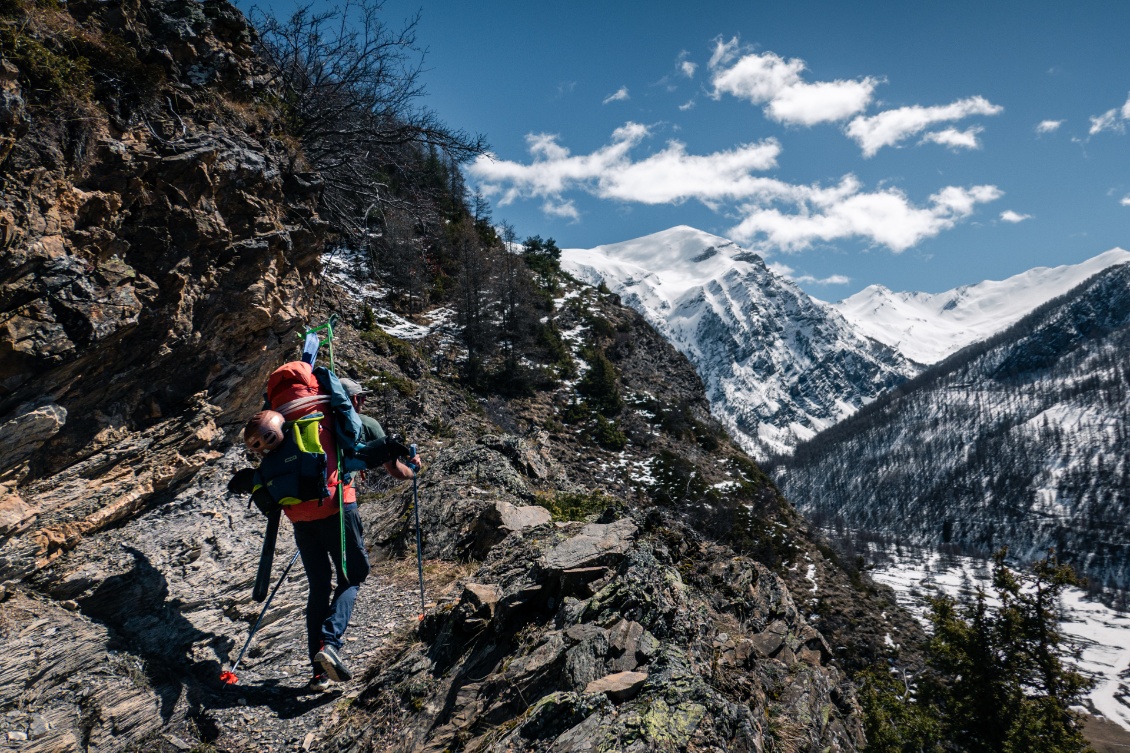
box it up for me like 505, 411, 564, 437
231, 357, 421, 693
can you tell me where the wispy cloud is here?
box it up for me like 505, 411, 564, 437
920, 126, 985, 151
708, 38, 878, 126
846, 96, 1003, 157
729, 180, 1003, 253
1121, 196, 1130, 207
678, 99, 696, 111
677, 51, 697, 79
603, 86, 630, 105
1000, 210, 1032, 223
470, 125, 1001, 254
542, 198, 580, 221
1089, 92, 1130, 135
770, 262, 851, 285
1036, 119, 1064, 134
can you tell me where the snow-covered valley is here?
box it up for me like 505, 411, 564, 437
869, 547, 1130, 731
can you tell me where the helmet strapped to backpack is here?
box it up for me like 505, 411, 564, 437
244, 411, 285, 454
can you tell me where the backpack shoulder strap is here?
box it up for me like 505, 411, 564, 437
312, 366, 363, 450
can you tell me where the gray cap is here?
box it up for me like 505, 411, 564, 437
339, 377, 371, 397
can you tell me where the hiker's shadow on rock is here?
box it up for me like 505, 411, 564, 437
78, 546, 336, 721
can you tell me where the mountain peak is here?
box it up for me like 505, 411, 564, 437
563, 226, 913, 458
835, 247, 1130, 364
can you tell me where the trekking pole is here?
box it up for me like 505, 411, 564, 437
408, 444, 425, 620
220, 549, 301, 686
300, 314, 349, 585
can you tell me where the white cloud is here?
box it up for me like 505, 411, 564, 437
729, 181, 1003, 253
1000, 210, 1032, 223
677, 51, 697, 79
1121, 196, 1130, 207
542, 198, 580, 221
603, 86, 630, 105
1089, 92, 1130, 134
470, 125, 1000, 253
708, 39, 878, 125
846, 96, 1003, 157
920, 126, 984, 151
1090, 109, 1123, 135
1036, 119, 1064, 134
468, 123, 782, 208
768, 262, 849, 285
678, 98, 696, 111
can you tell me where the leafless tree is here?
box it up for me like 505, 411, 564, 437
250, 0, 487, 240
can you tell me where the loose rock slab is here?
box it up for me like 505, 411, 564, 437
584, 671, 648, 702
544, 518, 638, 572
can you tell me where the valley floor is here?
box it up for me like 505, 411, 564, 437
865, 545, 1130, 732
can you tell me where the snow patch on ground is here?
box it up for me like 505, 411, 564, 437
321, 247, 452, 342
870, 548, 1130, 730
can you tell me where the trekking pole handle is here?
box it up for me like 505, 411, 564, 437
406, 443, 420, 472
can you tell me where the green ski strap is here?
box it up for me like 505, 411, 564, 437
301, 315, 349, 584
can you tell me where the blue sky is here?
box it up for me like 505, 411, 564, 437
249, 0, 1130, 297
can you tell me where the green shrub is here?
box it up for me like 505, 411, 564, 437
576, 347, 622, 416
538, 491, 618, 522
592, 414, 627, 451
367, 370, 416, 398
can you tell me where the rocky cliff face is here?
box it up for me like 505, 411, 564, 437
0, 2, 921, 750
0, 0, 323, 582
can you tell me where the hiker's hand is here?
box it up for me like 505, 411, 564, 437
250, 488, 278, 516
228, 468, 256, 495
356, 437, 410, 467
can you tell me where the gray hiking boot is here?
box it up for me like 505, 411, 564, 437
314, 644, 352, 682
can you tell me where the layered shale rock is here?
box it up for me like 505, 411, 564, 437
0, 0, 323, 580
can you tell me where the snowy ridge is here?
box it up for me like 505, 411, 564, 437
833, 248, 1130, 365
563, 226, 914, 458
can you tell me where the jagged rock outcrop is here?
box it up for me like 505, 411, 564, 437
329, 509, 862, 753
0, 0, 323, 581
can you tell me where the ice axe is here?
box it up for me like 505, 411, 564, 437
220, 550, 301, 686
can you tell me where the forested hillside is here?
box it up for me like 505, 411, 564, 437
775, 263, 1130, 598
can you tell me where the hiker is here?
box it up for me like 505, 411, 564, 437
236, 362, 421, 693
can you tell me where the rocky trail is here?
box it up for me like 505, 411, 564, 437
1, 447, 440, 752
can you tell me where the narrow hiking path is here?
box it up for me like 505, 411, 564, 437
0, 447, 435, 752
197, 574, 422, 752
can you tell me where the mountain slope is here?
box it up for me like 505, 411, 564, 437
563, 226, 914, 459
775, 263, 1130, 591
832, 248, 1130, 365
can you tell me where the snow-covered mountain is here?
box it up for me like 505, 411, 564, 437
563, 226, 914, 459
832, 248, 1130, 365
775, 262, 1130, 591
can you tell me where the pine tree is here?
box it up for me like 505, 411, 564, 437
861, 550, 1093, 753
